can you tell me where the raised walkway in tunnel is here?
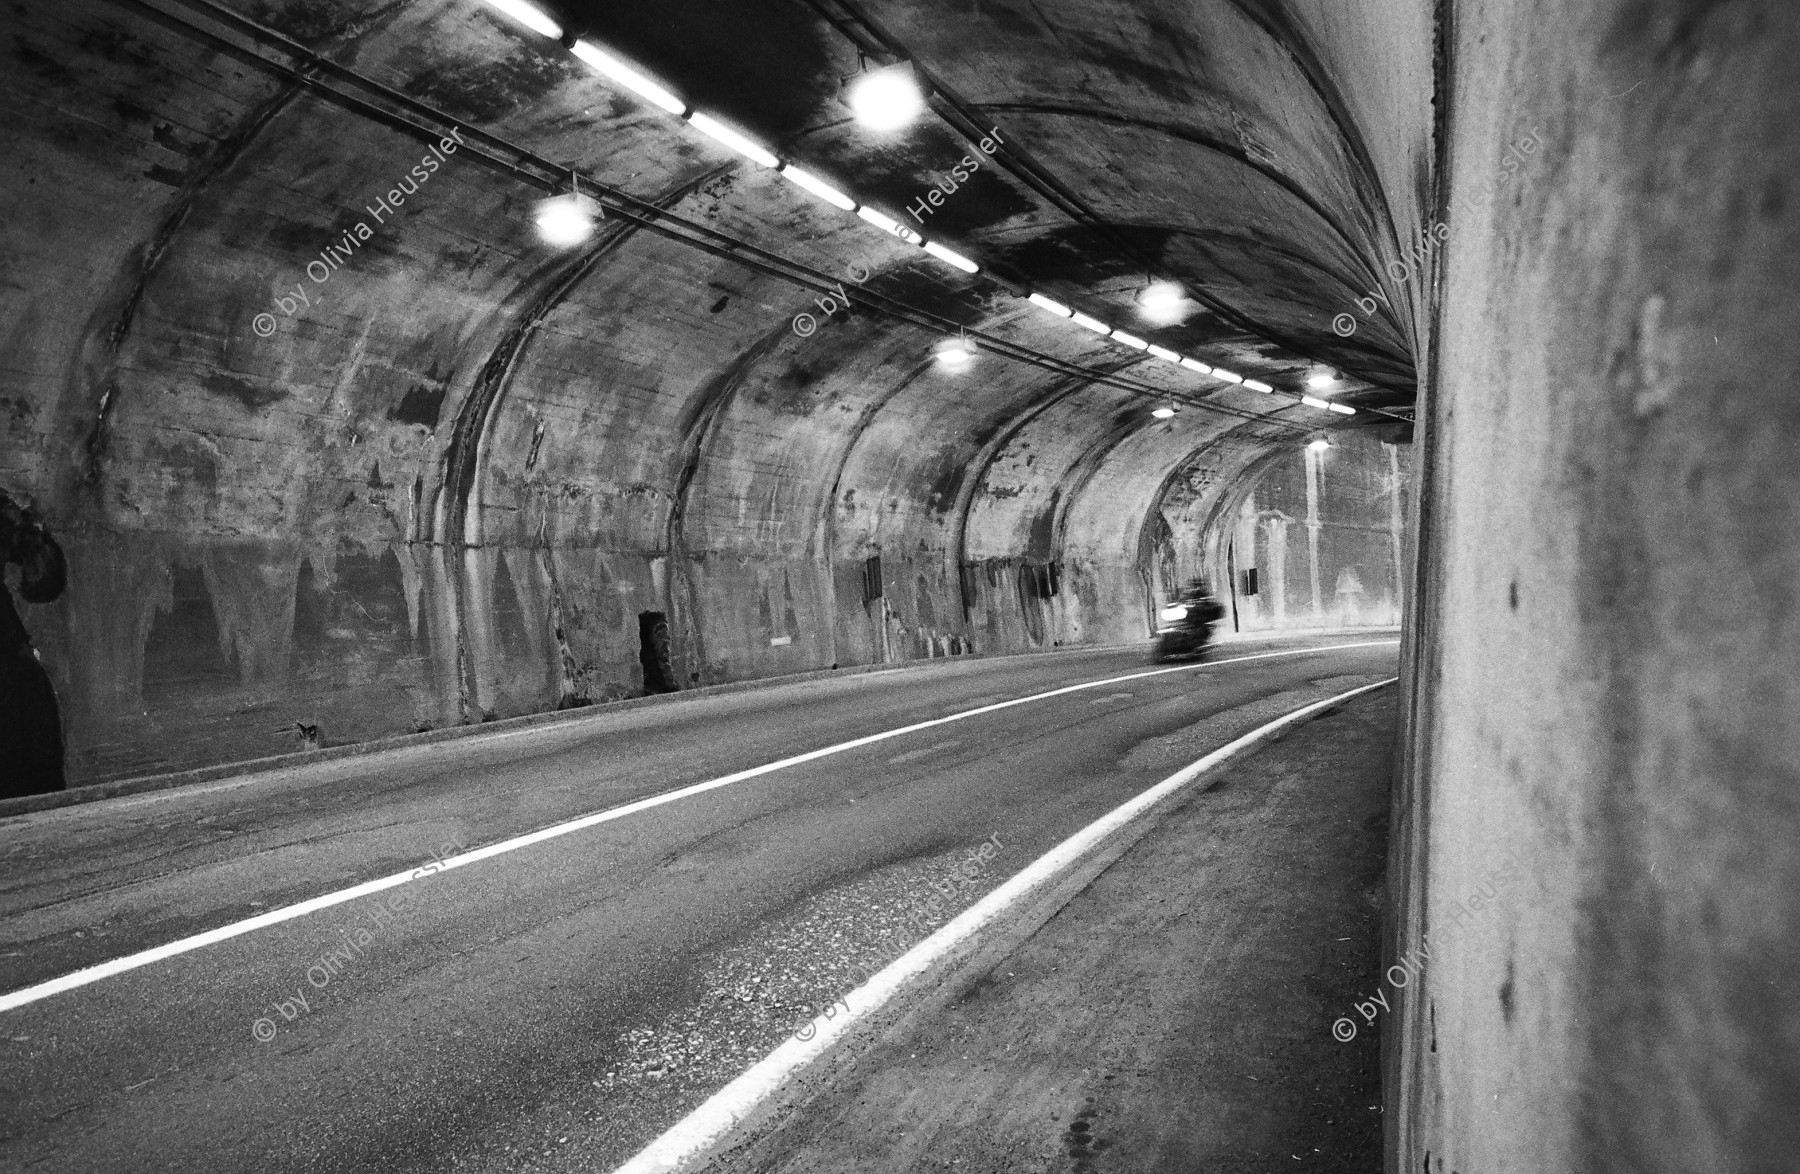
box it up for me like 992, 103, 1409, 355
0, 633, 1398, 1173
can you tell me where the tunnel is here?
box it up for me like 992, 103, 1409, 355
0, 0, 1794, 1171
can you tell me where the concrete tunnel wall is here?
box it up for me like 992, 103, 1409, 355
1391, 2, 1800, 1172
1194, 430, 1410, 633
1120, 429, 1414, 636
2, 0, 1427, 785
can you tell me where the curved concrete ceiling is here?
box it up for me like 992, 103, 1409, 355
2, 0, 1434, 774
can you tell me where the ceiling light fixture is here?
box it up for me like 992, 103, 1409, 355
935, 334, 976, 370
1301, 394, 1332, 409
1308, 437, 1332, 451
778, 163, 856, 211
533, 176, 603, 247
1151, 406, 1177, 419
923, 240, 979, 274
570, 40, 685, 115
479, 0, 561, 39
456, 28, 1362, 438
846, 61, 927, 132
1243, 379, 1273, 393
686, 112, 779, 168
1137, 281, 1187, 325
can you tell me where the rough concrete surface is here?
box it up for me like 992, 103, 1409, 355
1390, 2, 1800, 1172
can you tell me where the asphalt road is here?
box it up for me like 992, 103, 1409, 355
0, 633, 1399, 1173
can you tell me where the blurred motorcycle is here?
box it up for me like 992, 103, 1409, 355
1153, 582, 1225, 662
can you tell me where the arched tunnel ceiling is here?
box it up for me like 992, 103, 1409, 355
1, 0, 1433, 774
6, 0, 1430, 480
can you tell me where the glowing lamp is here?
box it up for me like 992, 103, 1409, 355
1138, 281, 1186, 325
935, 336, 976, 370
534, 192, 603, 247
847, 62, 927, 132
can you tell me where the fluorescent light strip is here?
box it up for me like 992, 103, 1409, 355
549, 41, 1326, 429
480, 0, 560, 38
923, 241, 979, 274
687, 112, 779, 168
1301, 394, 1331, 409
569, 41, 684, 114
778, 164, 856, 212
856, 206, 923, 245
561, 44, 1289, 421
475, 30, 1339, 438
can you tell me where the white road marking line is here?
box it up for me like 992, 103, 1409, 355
0, 640, 1395, 1014
608, 676, 1398, 1174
